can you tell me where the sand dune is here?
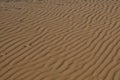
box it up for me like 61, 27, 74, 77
0, 0, 120, 80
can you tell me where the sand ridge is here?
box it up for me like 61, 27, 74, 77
0, 0, 120, 80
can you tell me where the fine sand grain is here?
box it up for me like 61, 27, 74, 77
0, 0, 120, 80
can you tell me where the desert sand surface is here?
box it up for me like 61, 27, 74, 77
0, 0, 120, 80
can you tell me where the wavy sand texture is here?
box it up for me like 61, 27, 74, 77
0, 0, 120, 80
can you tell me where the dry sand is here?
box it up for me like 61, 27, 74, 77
0, 0, 120, 80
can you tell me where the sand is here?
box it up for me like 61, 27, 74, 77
0, 0, 120, 80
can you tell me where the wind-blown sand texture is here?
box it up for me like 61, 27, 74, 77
0, 0, 120, 80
